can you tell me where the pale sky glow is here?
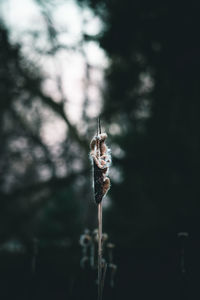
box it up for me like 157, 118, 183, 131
1, 0, 108, 146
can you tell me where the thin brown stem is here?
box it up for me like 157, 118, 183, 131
98, 201, 103, 300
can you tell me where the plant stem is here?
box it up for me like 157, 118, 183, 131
98, 201, 103, 300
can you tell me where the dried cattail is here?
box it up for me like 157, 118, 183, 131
89, 118, 112, 300
102, 233, 108, 243
80, 229, 92, 269
107, 243, 115, 264
109, 263, 117, 288
90, 121, 111, 204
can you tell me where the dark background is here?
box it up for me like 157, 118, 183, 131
0, 0, 200, 299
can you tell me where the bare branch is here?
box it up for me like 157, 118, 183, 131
10, 106, 57, 176
1, 168, 89, 202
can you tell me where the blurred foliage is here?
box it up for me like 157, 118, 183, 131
77, 0, 200, 247
1, 0, 200, 251
1, 1, 200, 299
39, 187, 81, 239
0, 9, 92, 243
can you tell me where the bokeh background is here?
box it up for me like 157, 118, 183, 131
0, 0, 200, 299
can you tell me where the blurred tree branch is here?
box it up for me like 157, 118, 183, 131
10, 106, 56, 176
1, 168, 88, 202
0, 11, 92, 240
